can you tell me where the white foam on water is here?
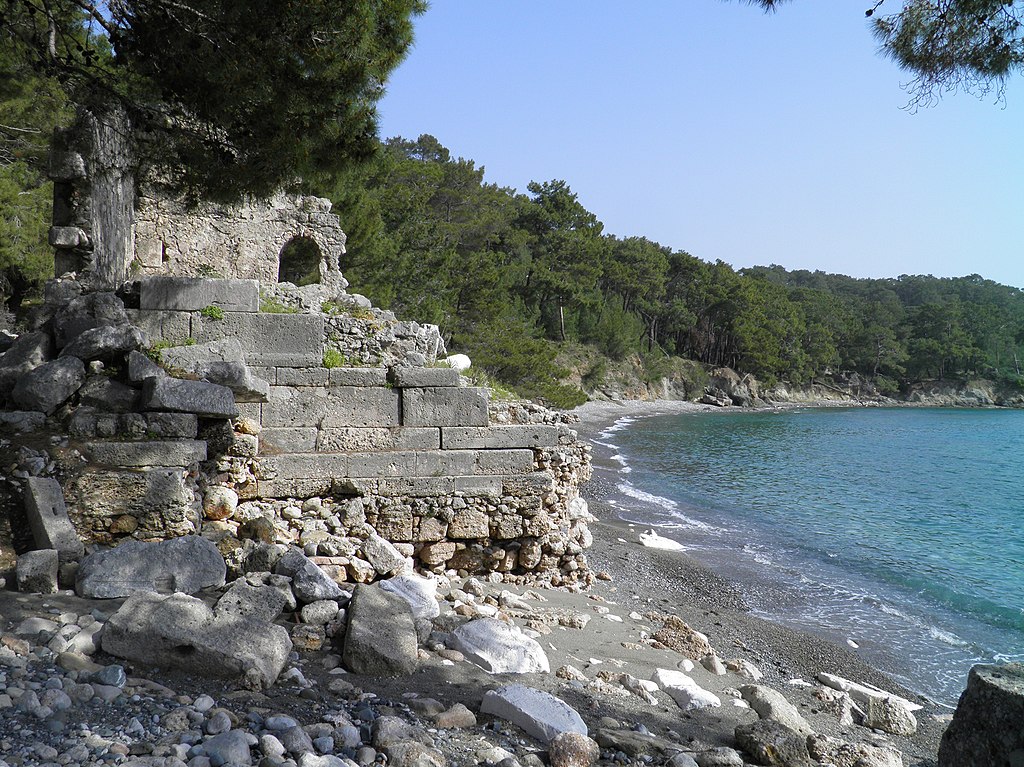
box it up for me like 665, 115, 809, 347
617, 481, 678, 511
600, 416, 637, 439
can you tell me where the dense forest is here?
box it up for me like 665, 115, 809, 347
320, 135, 1024, 404
3, 119, 1024, 405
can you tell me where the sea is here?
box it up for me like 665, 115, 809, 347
592, 406, 1024, 707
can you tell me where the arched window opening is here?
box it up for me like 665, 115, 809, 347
278, 236, 322, 286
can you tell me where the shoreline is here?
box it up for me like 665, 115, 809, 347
570, 398, 951, 754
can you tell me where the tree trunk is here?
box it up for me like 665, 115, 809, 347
84, 107, 136, 289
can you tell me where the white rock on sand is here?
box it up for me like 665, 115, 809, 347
480, 684, 587, 744
652, 668, 721, 710
816, 672, 922, 711
638, 530, 686, 551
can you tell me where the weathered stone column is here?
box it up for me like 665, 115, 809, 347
50, 107, 136, 289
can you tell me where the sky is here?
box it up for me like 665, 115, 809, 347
377, 1, 1024, 289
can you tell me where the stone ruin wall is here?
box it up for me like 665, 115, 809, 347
1, 143, 595, 587
132, 193, 348, 287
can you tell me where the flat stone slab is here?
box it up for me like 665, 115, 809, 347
141, 376, 238, 418
11, 356, 85, 414
82, 440, 207, 468
388, 366, 460, 388
76, 536, 227, 598
441, 425, 568, 450
140, 276, 260, 313
193, 312, 323, 357
102, 592, 291, 689
23, 477, 84, 562
480, 685, 586, 744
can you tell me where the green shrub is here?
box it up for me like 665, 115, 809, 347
260, 293, 299, 314
322, 348, 346, 368
200, 305, 225, 320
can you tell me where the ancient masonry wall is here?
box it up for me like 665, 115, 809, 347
0, 277, 593, 586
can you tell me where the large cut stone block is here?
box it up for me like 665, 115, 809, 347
328, 368, 388, 387
316, 427, 440, 453
480, 685, 585, 744
388, 366, 460, 388
264, 453, 349, 481
402, 387, 488, 427
82, 440, 207, 468
261, 427, 318, 453
454, 476, 502, 497
276, 367, 329, 387
347, 451, 419, 478
140, 276, 260, 312
23, 477, 84, 562
374, 477, 456, 497
475, 449, 536, 475
76, 536, 226, 597
320, 387, 400, 428
125, 309, 192, 344
262, 387, 329, 427
193, 312, 324, 357
141, 377, 238, 418
442, 425, 567, 450
102, 592, 291, 689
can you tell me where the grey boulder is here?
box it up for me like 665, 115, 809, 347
216, 572, 296, 621
76, 536, 227, 598
59, 324, 146, 362
161, 338, 269, 402
448, 617, 550, 674
342, 584, 418, 676
11, 356, 86, 414
16, 549, 59, 594
274, 548, 344, 604
102, 591, 292, 689
939, 662, 1024, 767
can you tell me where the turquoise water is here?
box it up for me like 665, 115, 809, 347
596, 407, 1024, 705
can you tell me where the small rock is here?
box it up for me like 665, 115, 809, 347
434, 703, 477, 729
548, 732, 600, 767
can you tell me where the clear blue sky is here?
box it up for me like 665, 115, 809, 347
377, 1, 1024, 289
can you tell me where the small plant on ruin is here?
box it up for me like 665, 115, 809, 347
200, 305, 225, 320
322, 348, 346, 368
259, 293, 299, 314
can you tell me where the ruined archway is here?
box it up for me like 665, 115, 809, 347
277, 236, 322, 286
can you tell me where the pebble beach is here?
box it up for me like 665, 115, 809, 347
0, 399, 950, 767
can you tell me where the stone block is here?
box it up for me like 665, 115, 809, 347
77, 536, 226, 598
262, 387, 328, 428
376, 477, 455, 497
127, 350, 167, 383
142, 412, 199, 439
23, 477, 84, 562
503, 473, 555, 496
67, 468, 198, 539
248, 353, 321, 368
328, 368, 388, 387
455, 476, 503, 497
276, 368, 329, 387
388, 366, 460, 388
82, 440, 207, 468
316, 427, 439, 453
475, 449, 536, 475
235, 402, 262, 422
59, 325, 146, 363
347, 451, 418, 478
320, 387, 400, 428
16, 549, 59, 594
11, 356, 86, 414
193, 312, 323, 357
125, 309, 192, 344
49, 226, 86, 248
342, 585, 418, 676
402, 387, 488, 427
414, 450, 477, 477
140, 276, 260, 313
141, 377, 238, 418
415, 516, 448, 543
265, 453, 349, 481
78, 377, 140, 413
442, 425, 565, 450
261, 427, 318, 453
449, 508, 490, 538
257, 478, 335, 499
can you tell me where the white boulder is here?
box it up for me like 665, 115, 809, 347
653, 668, 721, 711
480, 684, 586, 744
449, 618, 549, 674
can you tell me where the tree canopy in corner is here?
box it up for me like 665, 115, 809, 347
1, 0, 427, 201
751, 0, 1024, 104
